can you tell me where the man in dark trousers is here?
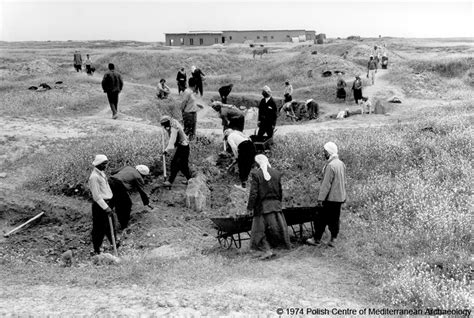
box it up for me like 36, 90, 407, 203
160, 116, 192, 188
73, 50, 82, 72
257, 85, 278, 138
211, 101, 245, 132
109, 165, 152, 230
191, 65, 205, 96
88, 154, 117, 255
218, 84, 233, 104
307, 142, 346, 248
225, 129, 256, 191
176, 67, 187, 94
101, 63, 124, 119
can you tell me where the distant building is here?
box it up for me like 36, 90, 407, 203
165, 30, 316, 46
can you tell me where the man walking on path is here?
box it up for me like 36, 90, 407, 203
224, 129, 256, 190
88, 154, 117, 255
307, 142, 346, 248
160, 116, 192, 188
109, 165, 152, 230
352, 75, 363, 104
85, 54, 93, 75
191, 65, 205, 96
257, 86, 278, 138
247, 154, 291, 260
101, 63, 124, 119
283, 80, 293, 103
367, 55, 378, 85
73, 50, 82, 72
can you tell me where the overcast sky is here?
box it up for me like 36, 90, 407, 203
1, 0, 473, 41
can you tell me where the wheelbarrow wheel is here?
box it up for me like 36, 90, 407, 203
217, 231, 233, 249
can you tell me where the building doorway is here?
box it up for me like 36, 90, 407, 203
263, 36, 268, 42
221, 37, 226, 43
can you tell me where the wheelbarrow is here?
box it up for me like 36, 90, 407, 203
210, 206, 320, 249
210, 215, 252, 249
249, 128, 276, 153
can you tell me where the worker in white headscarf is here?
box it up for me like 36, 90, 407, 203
88, 154, 116, 255
109, 164, 153, 230
307, 142, 347, 248
247, 154, 290, 260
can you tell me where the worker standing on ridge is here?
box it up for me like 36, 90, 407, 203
88, 154, 117, 255
181, 77, 202, 140
224, 128, 256, 191
211, 101, 245, 132
160, 116, 192, 188
352, 75, 363, 105
176, 67, 187, 94
109, 165, 153, 230
257, 85, 278, 138
247, 154, 291, 260
367, 55, 378, 85
101, 63, 124, 120
307, 142, 346, 248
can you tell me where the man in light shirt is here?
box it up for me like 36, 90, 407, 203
225, 129, 256, 191
88, 154, 117, 255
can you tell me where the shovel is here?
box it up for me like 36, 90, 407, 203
108, 214, 118, 257
161, 128, 167, 180
3, 212, 45, 237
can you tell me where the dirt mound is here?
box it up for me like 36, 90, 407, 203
13, 59, 58, 75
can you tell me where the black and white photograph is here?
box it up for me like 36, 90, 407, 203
0, 0, 472, 316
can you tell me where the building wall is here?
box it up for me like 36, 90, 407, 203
165, 30, 316, 46
165, 33, 223, 46
223, 30, 308, 44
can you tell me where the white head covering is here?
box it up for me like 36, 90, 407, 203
262, 85, 272, 94
224, 128, 233, 137
191, 65, 196, 72
323, 142, 338, 156
255, 154, 271, 181
135, 165, 150, 176
305, 99, 313, 105
92, 154, 108, 166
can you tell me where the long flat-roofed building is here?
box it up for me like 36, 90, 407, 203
165, 30, 316, 46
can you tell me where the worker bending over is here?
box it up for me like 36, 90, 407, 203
225, 129, 256, 191
211, 101, 245, 132
109, 165, 153, 230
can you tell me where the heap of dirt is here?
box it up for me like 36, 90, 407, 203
12, 59, 59, 75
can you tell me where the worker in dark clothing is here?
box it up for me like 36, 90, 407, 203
88, 154, 117, 255
160, 116, 192, 188
306, 99, 319, 120
218, 84, 233, 104
247, 154, 290, 260
257, 85, 278, 138
109, 165, 153, 230
176, 68, 187, 94
191, 65, 205, 96
101, 63, 124, 119
225, 129, 256, 191
211, 101, 245, 132
73, 50, 82, 72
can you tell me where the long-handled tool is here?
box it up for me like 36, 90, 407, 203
108, 215, 118, 257
3, 212, 45, 237
161, 128, 167, 180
